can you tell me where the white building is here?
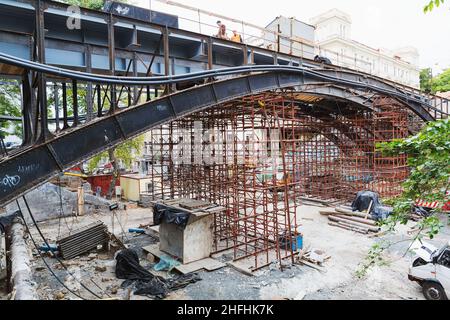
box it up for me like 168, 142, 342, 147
310, 9, 420, 88
262, 16, 316, 60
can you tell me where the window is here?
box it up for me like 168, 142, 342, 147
438, 250, 450, 268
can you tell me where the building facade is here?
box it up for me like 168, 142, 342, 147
262, 16, 316, 60
309, 9, 420, 88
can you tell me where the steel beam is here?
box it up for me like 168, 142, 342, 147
0, 70, 436, 205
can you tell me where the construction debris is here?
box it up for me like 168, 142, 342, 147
56, 221, 109, 260
299, 249, 331, 267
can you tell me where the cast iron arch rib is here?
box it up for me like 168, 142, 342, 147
0, 66, 442, 205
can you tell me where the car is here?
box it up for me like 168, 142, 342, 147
408, 241, 450, 300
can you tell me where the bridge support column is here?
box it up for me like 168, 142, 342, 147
85, 45, 94, 122
35, 0, 49, 142
108, 14, 116, 113
21, 72, 35, 146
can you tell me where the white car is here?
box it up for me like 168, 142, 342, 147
408, 241, 450, 300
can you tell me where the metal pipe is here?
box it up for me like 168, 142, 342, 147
8, 218, 38, 300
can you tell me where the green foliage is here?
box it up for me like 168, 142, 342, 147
357, 119, 450, 276
420, 68, 433, 94
424, 0, 446, 12
115, 135, 145, 168
356, 241, 390, 278
58, 0, 129, 10
0, 79, 22, 139
59, 0, 105, 10
378, 119, 450, 211
87, 135, 145, 173
432, 68, 450, 93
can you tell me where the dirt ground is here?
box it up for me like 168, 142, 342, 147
22, 204, 450, 300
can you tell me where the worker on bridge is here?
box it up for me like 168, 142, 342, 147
216, 20, 229, 40
231, 30, 243, 43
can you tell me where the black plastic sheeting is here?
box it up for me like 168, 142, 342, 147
153, 204, 190, 229
351, 191, 393, 221
414, 206, 433, 218
115, 249, 200, 299
0, 210, 19, 234
314, 55, 332, 64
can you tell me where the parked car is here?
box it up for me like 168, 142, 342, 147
408, 241, 450, 300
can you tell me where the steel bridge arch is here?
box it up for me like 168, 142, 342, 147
0, 63, 444, 205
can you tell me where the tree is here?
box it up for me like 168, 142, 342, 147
424, 0, 446, 12
58, 0, 128, 10
59, 0, 106, 10
432, 68, 450, 93
420, 68, 433, 94
87, 135, 145, 198
357, 119, 450, 276
0, 79, 22, 139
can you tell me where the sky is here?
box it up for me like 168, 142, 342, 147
135, 0, 450, 74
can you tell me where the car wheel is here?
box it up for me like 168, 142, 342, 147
422, 282, 447, 300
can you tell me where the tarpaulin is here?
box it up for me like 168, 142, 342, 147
351, 191, 393, 221
0, 210, 19, 234
115, 249, 200, 299
153, 203, 190, 229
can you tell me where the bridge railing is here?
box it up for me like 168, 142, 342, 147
146, 0, 307, 59
148, 0, 450, 117
150, 0, 418, 87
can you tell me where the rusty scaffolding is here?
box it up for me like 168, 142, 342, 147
144, 93, 419, 271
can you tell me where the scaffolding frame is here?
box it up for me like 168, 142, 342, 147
144, 92, 420, 271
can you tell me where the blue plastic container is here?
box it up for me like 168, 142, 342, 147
292, 234, 303, 251
279, 233, 303, 251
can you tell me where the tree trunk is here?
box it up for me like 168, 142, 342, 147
107, 148, 119, 200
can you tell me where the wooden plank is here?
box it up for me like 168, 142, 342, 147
227, 261, 254, 277
334, 215, 378, 226
175, 258, 226, 274
335, 207, 376, 220
297, 259, 326, 273
328, 222, 368, 235
143, 245, 224, 274
365, 200, 374, 220
328, 216, 379, 232
143, 244, 164, 259
179, 199, 211, 210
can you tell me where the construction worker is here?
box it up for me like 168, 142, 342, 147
216, 20, 229, 40
231, 30, 242, 43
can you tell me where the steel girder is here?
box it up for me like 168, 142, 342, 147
0, 70, 438, 205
